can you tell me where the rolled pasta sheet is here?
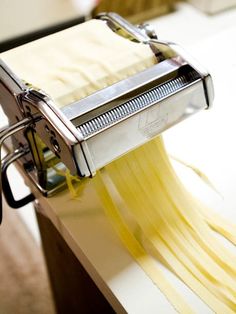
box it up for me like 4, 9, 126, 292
1, 19, 156, 107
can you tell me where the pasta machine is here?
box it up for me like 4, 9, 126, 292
0, 13, 214, 223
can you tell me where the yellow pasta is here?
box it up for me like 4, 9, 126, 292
96, 138, 236, 312
94, 170, 195, 314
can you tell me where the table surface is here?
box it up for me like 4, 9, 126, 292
2, 3, 236, 313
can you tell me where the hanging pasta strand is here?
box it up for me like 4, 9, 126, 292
94, 171, 195, 314
96, 137, 236, 313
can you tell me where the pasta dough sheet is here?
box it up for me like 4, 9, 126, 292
1, 19, 156, 107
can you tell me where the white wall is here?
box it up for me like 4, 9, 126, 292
188, 0, 236, 13
0, 0, 82, 42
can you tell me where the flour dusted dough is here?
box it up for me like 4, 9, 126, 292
1, 19, 156, 107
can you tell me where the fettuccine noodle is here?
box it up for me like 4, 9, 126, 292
95, 138, 236, 313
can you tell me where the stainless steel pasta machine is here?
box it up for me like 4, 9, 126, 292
0, 13, 214, 223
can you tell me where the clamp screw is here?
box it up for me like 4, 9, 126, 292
137, 23, 158, 40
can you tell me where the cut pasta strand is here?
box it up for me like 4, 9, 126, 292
94, 171, 195, 314
98, 139, 236, 312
